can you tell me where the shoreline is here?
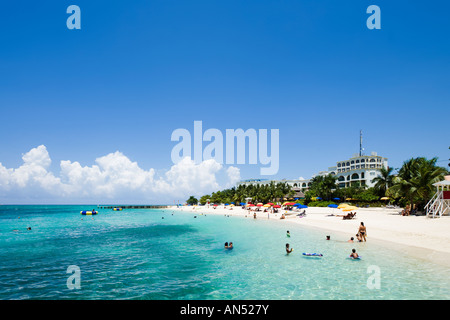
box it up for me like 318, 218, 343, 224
171, 205, 450, 267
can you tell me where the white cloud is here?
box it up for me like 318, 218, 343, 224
0, 145, 240, 204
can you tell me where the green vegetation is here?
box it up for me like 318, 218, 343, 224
387, 157, 448, 210
186, 196, 198, 205
197, 182, 292, 205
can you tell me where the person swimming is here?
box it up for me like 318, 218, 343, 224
350, 248, 359, 259
286, 230, 291, 237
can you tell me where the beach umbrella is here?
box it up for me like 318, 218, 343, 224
247, 204, 255, 207
345, 198, 353, 201
213, 204, 218, 207
225, 203, 229, 206
316, 197, 322, 200
337, 204, 349, 209
268, 202, 274, 205
240, 202, 245, 206
328, 204, 338, 208
256, 203, 263, 207
273, 205, 281, 208
342, 206, 357, 211
297, 204, 308, 209
333, 198, 340, 201
263, 204, 271, 207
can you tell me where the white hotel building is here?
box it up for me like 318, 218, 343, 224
237, 151, 388, 192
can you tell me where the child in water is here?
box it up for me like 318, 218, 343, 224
350, 248, 359, 259
286, 243, 293, 254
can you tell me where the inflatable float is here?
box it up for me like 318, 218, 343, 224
302, 253, 323, 257
80, 211, 97, 215
113, 208, 123, 211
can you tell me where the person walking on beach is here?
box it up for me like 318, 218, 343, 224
286, 243, 293, 255
358, 222, 367, 242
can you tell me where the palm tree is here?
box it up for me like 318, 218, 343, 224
389, 157, 448, 211
371, 166, 394, 196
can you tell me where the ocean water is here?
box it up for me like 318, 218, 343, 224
0, 205, 449, 300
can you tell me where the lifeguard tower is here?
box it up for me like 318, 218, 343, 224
425, 176, 450, 218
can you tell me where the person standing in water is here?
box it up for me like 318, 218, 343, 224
286, 243, 293, 254
358, 222, 367, 242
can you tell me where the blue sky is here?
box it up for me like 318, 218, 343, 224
0, 1, 449, 203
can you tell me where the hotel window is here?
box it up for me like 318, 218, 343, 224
346, 162, 350, 166
361, 159, 365, 163
351, 160, 354, 164
370, 159, 376, 163
361, 172, 365, 178
356, 160, 360, 163
361, 164, 365, 168
351, 166, 355, 170
337, 163, 341, 167
356, 165, 360, 169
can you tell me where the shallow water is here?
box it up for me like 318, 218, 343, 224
0, 205, 448, 300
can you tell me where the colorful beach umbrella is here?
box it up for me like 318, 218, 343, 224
273, 205, 281, 208
337, 204, 349, 209
328, 204, 338, 208
342, 206, 357, 211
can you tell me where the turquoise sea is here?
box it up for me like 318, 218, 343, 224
0, 205, 449, 300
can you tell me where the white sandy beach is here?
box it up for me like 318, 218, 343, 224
172, 205, 450, 267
